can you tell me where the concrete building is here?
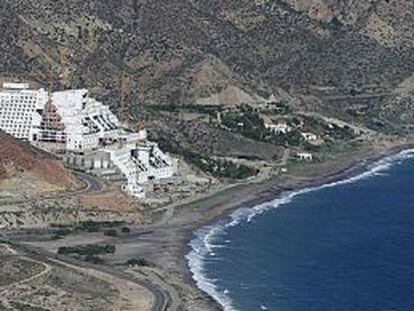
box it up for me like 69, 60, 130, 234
0, 83, 47, 140
0, 83, 175, 199
48, 90, 122, 151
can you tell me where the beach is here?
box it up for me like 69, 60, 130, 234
154, 138, 414, 310
191, 147, 414, 310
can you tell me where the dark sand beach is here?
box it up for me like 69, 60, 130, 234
156, 140, 414, 309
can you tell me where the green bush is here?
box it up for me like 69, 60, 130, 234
126, 258, 151, 267
183, 150, 257, 179
77, 220, 125, 232
104, 229, 118, 237
84, 255, 104, 264
57, 244, 116, 256
121, 227, 131, 234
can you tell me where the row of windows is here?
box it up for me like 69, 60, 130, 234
1, 103, 37, 108
0, 107, 36, 112
0, 95, 39, 100
0, 120, 32, 126
0, 111, 33, 119
1, 123, 30, 129
0, 112, 36, 118
0, 111, 33, 116
0, 120, 33, 126
1, 100, 36, 104
1, 105, 34, 110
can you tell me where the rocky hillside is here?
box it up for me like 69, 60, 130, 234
1, 0, 414, 129
0, 131, 79, 195
283, 0, 414, 48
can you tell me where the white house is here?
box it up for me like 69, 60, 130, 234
301, 132, 318, 141
265, 122, 292, 134
296, 152, 313, 161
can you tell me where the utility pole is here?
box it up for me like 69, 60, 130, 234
119, 71, 131, 124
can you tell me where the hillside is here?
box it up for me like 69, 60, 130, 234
283, 0, 414, 47
1, 0, 414, 168
0, 131, 80, 197
0, 1, 413, 117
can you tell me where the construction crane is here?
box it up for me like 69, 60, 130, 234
119, 71, 131, 124
59, 47, 68, 90
45, 65, 54, 95
133, 78, 143, 131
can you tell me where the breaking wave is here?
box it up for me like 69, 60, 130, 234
186, 148, 414, 311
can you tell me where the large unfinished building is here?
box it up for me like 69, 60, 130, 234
0, 83, 47, 141
0, 83, 175, 198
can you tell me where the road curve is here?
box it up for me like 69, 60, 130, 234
71, 170, 103, 192
0, 237, 169, 311
0, 170, 103, 206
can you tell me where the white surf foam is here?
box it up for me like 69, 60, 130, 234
186, 225, 237, 311
186, 148, 414, 311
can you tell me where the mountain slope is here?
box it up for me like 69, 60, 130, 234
0, 131, 80, 196
1, 1, 412, 96
1, 0, 414, 133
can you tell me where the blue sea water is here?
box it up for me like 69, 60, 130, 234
187, 150, 414, 311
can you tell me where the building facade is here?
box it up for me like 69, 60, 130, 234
0, 83, 47, 141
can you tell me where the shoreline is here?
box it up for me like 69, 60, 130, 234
7, 140, 414, 311
178, 141, 414, 310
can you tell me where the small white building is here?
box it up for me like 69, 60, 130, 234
301, 132, 318, 141
296, 152, 313, 161
265, 122, 292, 134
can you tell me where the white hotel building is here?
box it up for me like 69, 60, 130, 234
0, 83, 47, 141
0, 83, 175, 198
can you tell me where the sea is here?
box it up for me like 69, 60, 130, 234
187, 149, 414, 311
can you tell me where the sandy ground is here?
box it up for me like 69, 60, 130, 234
50, 258, 155, 311
0, 243, 155, 311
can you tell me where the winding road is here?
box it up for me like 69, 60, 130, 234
0, 171, 172, 311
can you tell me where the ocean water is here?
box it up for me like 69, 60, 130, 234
187, 149, 414, 311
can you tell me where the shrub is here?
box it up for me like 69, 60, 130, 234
57, 244, 116, 256
84, 255, 104, 264
104, 229, 118, 237
121, 227, 131, 234
126, 258, 151, 267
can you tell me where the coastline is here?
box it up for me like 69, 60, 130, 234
9, 140, 414, 311
178, 141, 414, 310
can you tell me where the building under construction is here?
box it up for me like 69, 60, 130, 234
0, 83, 176, 198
